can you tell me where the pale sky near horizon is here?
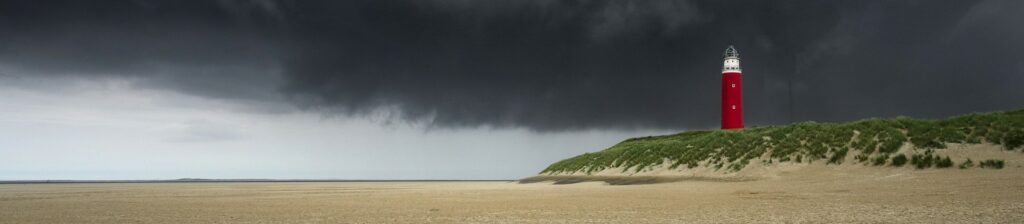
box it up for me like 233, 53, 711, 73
1, 0, 1023, 179
0, 75, 668, 179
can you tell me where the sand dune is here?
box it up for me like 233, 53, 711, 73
537, 143, 1024, 180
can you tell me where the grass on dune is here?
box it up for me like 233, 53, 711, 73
542, 109, 1024, 174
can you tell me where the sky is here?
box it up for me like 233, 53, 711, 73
1, 0, 1023, 180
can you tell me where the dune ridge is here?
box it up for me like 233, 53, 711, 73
535, 109, 1024, 182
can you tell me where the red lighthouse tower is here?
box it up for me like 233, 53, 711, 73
721, 45, 744, 129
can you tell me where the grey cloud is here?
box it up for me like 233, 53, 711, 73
2, 0, 1022, 132
587, 0, 702, 40
217, 0, 284, 20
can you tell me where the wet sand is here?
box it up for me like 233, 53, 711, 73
2, 168, 1023, 223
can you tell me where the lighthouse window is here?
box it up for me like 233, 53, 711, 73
732, 105, 736, 110
731, 84, 736, 88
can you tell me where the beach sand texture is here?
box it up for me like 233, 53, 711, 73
2, 166, 1024, 223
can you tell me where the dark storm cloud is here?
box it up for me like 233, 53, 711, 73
0, 0, 285, 101
1, 0, 1022, 131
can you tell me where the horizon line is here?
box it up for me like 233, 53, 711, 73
0, 179, 518, 184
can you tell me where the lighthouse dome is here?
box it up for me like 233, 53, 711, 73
723, 45, 740, 59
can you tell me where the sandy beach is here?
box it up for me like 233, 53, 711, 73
2, 166, 1024, 223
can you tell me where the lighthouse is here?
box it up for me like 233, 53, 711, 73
721, 45, 744, 129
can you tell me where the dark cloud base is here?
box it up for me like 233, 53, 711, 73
2, 0, 1022, 131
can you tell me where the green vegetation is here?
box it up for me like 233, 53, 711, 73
827, 147, 849, 165
911, 151, 940, 169
960, 158, 974, 169
936, 156, 954, 168
890, 154, 908, 167
542, 109, 1024, 174
980, 159, 1005, 169
872, 154, 889, 166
